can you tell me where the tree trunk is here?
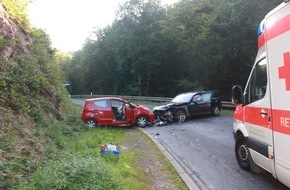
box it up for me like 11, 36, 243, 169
114, 80, 118, 95
146, 74, 150, 96
138, 74, 142, 96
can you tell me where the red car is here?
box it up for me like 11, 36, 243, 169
81, 97, 155, 128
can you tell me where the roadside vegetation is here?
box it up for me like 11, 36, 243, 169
221, 109, 234, 117
63, 0, 280, 100
2, 104, 188, 189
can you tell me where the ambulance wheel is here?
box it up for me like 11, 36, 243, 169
235, 136, 250, 170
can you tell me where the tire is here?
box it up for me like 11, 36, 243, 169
175, 110, 186, 123
86, 119, 98, 128
211, 105, 220, 116
235, 136, 250, 170
136, 115, 149, 128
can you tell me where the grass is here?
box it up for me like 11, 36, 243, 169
24, 125, 126, 189
5, 101, 229, 189
20, 126, 129, 189
18, 119, 187, 190
221, 109, 234, 116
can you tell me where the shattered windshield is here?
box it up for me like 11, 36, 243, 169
172, 93, 194, 103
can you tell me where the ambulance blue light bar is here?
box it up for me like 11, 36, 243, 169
257, 20, 265, 36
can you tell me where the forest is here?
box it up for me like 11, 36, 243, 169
62, 0, 281, 100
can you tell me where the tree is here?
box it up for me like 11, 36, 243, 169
63, 0, 282, 100
1, 0, 30, 28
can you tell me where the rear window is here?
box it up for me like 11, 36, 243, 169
93, 100, 109, 108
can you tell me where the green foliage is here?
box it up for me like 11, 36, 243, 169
0, 130, 15, 151
63, 0, 281, 100
27, 153, 117, 190
221, 109, 234, 117
0, 147, 41, 189
1, 0, 30, 29
0, 2, 79, 189
0, 107, 84, 189
26, 124, 188, 190
20, 126, 175, 190
0, 50, 66, 118
0, 35, 7, 47
47, 121, 65, 149
177, 79, 203, 92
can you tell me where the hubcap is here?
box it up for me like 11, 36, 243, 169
87, 120, 96, 128
239, 144, 249, 161
178, 112, 186, 122
138, 117, 147, 127
214, 107, 220, 115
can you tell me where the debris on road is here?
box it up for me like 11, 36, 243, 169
100, 144, 120, 156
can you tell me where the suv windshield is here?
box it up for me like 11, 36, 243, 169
172, 93, 194, 103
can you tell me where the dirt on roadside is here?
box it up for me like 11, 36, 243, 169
121, 128, 188, 190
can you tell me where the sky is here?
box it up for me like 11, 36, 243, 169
28, 0, 179, 52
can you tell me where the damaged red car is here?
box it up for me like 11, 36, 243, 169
81, 97, 155, 128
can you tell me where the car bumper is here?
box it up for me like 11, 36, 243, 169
147, 112, 156, 123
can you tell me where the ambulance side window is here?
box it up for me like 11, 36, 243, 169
245, 58, 267, 104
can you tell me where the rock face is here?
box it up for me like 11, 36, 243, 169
0, 3, 31, 61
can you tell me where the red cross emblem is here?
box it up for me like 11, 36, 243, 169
279, 52, 290, 91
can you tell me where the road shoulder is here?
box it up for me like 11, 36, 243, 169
140, 128, 208, 190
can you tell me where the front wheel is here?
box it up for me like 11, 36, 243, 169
175, 110, 186, 123
136, 115, 149, 128
211, 105, 220, 116
86, 119, 98, 128
235, 136, 250, 170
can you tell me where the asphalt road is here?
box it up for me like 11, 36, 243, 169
144, 116, 289, 190
72, 99, 289, 190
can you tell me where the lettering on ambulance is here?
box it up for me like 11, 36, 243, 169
278, 52, 290, 91
272, 109, 290, 135
280, 117, 290, 128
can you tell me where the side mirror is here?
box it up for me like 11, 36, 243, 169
232, 85, 243, 105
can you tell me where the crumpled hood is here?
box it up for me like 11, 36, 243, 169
153, 102, 176, 111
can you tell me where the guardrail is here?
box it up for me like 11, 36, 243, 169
71, 95, 236, 110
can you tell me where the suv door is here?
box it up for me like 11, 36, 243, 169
188, 92, 211, 115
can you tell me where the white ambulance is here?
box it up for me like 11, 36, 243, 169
231, 0, 290, 188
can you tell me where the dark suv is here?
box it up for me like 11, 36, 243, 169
153, 91, 222, 123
